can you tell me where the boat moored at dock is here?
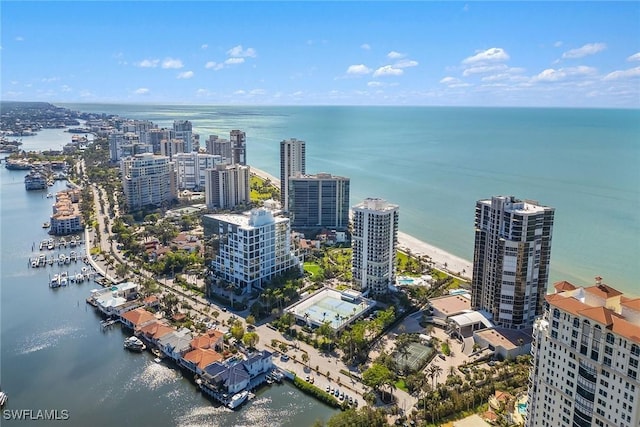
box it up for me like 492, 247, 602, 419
124, 336, 146, 352
227, 390, 249, 409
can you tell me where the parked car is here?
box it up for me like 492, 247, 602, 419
281, 354, 290, 362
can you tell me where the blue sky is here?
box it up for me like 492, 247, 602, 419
1, 1, 639, 107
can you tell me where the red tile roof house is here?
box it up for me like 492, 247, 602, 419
120, 308, 156, 330
190, 329, 225, 352
179, 348, 224, 375
136, 320, 175, 347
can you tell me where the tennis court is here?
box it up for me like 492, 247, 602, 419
394, 342, 435, 372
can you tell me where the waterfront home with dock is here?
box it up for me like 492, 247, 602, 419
157, 328, 193, 361
136, 320, 175, 347
190, 329, 225, 352
120, 307, 156, 330
180, 348, 224, 376
90, 282, 141, 316
24, 171, 48, 190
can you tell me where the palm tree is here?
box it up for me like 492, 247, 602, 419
432, 364, 443, 387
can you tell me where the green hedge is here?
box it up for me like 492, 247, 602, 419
292, 376, 341, 408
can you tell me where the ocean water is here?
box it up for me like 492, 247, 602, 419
59, 104, 639, 295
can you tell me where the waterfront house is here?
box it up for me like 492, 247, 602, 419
157, 327, 193, 361
242, 350, 273, 377
180, 348, 224, 375
137, 320, 175, 346
120, 307, 156, 330
190, 329, 225, 352
201, 362, 251, 395
92, 282, 141, 316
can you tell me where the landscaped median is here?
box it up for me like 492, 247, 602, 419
291, 375, 341, 409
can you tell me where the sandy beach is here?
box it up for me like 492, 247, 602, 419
250, 166, 473, 280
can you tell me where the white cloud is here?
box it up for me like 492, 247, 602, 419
201, 44, 208, 49
394, 59, 418, 68
234, 90, 246, 95
79, 90, 94, 98
136, 59, 159, 68
346, 64, 372, 75
205, 61, 223, 70
177, 71, 194, 79
439, 76, 471, 88
61, 85, 72, 92
463, 64, 525, 77
361, 43, 371, 50
162, 58, 184, 69
462, 47, 510, 64
532, 66, 597, 82
373, 65, 403, 77
41, 77, 59, 83
367, 81, 383, 87
15, 36, 24, 41
387, 51, 405, 59
562, 43, 606, 59
134, 88, 150, 95
603, 67, 640, 81
627, 52, 640, 62
249, 89, 266, 95
225, 57, 245, 65
227, 45, 257, 58
554, 41, 563, 48
440, 77, 460, 84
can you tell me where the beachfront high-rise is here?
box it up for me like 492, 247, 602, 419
351, 198, 399, 296
206, 135, 232, 163
288, 173, 350, 230
121, 153, 177, 211
527, 277, 640, 427
280, 138, 306, 212
472, 196, 555, 329
230, 130, 246, 165
205, 208, 300, 294
204, 164, 251, 210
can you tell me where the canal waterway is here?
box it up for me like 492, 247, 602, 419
0, 129, 339, 426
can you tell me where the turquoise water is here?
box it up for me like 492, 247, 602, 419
518, 403, 527, 415
59, 104, 640, 295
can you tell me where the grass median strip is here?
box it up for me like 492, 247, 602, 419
292, 376, 341, 408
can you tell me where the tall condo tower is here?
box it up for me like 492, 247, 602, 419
288, 173, 350, 230
279, 138, 306, 212
351, 198, 399, 296
527, 277, 640, 427
230, 130, 246, 165
121, 153, 176, 211
173, 120, 193, 153
472, 195, 555, 329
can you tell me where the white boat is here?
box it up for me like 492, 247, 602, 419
0, 390, 7, 407
47, 239, 55, 250
227, 390, 249, 409
50, 274, 60, 287
58, 254, 66, 265
74, 273, 84, 283
124, 336, 146, 352
42, 221, 50, 228
31, 259, 39, 268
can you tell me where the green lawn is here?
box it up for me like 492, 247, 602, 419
394, 379, 409, 392
303, 262, 322, 277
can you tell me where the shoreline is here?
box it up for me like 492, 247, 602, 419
250, 165, 473, 280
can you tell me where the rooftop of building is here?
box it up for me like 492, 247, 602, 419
207, 208, 287, 228
477, 195, 553, 214
429, 293, 472, 317
475, 327, 533, 351
121, 308, 156, 327
546, 277, 640, 344
352, 197, 398, 212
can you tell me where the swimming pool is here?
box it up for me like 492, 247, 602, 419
517, 402, 527, 415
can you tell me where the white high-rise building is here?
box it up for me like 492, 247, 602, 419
527, 277, 640, 427
472, 196, 555, 329
160, 138, 185, 160
204, 164, 251, 210
109, 132, 152, 162
280, 138, 306, 212
205, 208, 300, 293
173, 152, 223, 191
351, 198, 399, 296
121, 153, 176, 211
